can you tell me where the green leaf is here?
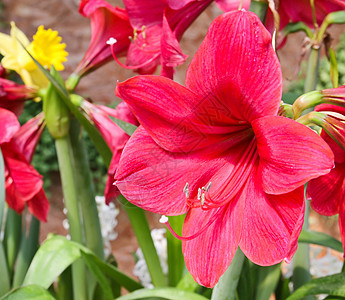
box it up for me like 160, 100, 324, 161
0, 243, 10, 297
298, 230, 343, 252
329, 48, 339, 88
80, 251, 113, 300
255, 264, 281, 300
23, 234, 81, 288
0, 285, 55, 300
108, 115, 137, 136
116, 287, 209, 300
176, 271, 199, 292
287, 273, 345, 300
19, 43, 112, 166
23, 235, 142, 292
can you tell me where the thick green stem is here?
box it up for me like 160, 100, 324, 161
304, 47, 320, 92
166, 215, 185, 286
211, 247, 245, 300
12, 216, 40, 288
0, 148, 5, 233
69, 119, 104, 260
292, 189, 313, 299
4, 208, 22, 276
55, 137, 87, 300
119, 195, 166, 287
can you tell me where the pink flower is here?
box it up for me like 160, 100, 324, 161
115, 11, 334, 287
307, 104, 345, 249
82, 101, 138, 204
0, 109, 49, 222
0, 78, 37, 116
73, 0, 133, 77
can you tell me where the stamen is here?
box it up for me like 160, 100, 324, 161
197, 188, 201, 200
183, 182, 189, 193
141, 25, 146, 39
161, 209, 221, 241
106, 37, 117, 45
201, 193, 205, 206
206, 182, 212, 192
109, 42, 160, 70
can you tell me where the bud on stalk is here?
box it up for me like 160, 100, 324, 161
43, 67, 70, 139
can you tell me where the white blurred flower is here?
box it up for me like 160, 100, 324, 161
133, 228, 168, 288
63, 196, 119, 256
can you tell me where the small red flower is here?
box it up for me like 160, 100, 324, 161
0, 109, 48, 222
82, 100, 138, 204
73, 0, 133, 77
115, 11, 334, 287
307, 104, 345, 250
0, 78, 37, 116
278, 0, 345, 29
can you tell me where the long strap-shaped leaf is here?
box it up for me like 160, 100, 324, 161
116, 287, 209, 300
23, 235, 142, 293
298, 230, 343, 253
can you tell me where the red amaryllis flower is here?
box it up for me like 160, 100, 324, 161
307, 104, 345, 249
73, 0, 133, 78
274, 0, 345, 30
0, 78, 37, 116
115, 11, 334, 287
0, 109, 49, 222
119, 0, 246, 77
82, 100, 139, 204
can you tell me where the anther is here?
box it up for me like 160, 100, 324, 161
183, 182, 189, 193
106, 37, 117, 45
197, 188, 201, 200
201, 193, 205, 206
206, 182, 212, 192
141, 25, 146, 39
159, 215, 169, 224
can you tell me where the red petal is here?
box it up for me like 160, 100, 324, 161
0, 108, 20, 144
116, 75, 252, 153
4, 147, 43, 202
253, 116, 334, 194
239, 169, 305, 265
308, 163, 345, 216
185, 10, 282, 123
160, 15, 187, 69
182, 196, 244, 288
115, 126, 252, 215
215, 0, 250, 11
27, 188, 50, 222
123, 0, 168, 28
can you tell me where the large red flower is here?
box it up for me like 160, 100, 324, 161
0, 109, 48, 222
115, 11, 334, 287
73, 0, 133, 77
307, 104, 345, 249
82, 100, 139, 204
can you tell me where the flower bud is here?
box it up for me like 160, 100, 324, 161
43, 67, 70, 139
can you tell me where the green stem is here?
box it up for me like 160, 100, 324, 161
119, 195, 166, 287
4, 208, 22, 277
68, 119, 104, 260
304, 47, 320, 92
55, 137, 87, 300
211, 247, 245, 300
166, 215, 185, 286
292, 189, 313, 299
12, 216, 40, 288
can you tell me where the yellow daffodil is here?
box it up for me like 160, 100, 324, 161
0, 22, 68, 88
